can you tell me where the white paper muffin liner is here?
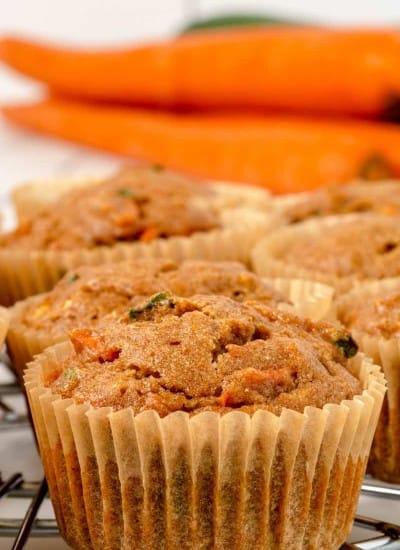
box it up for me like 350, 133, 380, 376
0, 307, 9, 348
269, 191, 312, 223
7, 277, 333, 380
0, 206, 278, 306
335, 277, 400, 483
251, 214, 386, 294
264, 278, 334, 322
25, 343, 385, 550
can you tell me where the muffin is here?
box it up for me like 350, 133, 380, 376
25, 294, 385, 549
335, 278, 400, 482
7, 259, 286, 376
11, 172, 271, 223
0, 166, 273, 305
7, 259, 333, 378
252, 214, 400, 292
283, 180, 400, 224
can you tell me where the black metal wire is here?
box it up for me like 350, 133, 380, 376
10, 477, 48, 550
0, 473, 23, 498
354, 515, 400, 540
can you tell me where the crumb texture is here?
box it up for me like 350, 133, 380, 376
47, 294, 362, 416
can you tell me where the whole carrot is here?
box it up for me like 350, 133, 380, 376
2, 29, 400, 118
3, 98, 400, 194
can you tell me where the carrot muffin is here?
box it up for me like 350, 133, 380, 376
25, 294, 385, 549
0, 166, 273, 305
284, 180, 400, 224
2, 167, 220, 250
7, 259, 289, 376
11, 172, 272, 223
48, 295, 362, 415
336, 279, 400, 482
252, 214, 400, 292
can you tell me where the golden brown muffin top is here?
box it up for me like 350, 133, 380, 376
338, 287, 400, 338
14, 259, 288, 335
287, 181, 400, 224
1, 167, 220, 251
280, 216, 400, 279
46, 294, 361, 417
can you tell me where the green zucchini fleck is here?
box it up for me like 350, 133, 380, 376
129, 292, 171, 319
118, 188, 135, 197
334, 336, 358, 358
67, 273, 79, 284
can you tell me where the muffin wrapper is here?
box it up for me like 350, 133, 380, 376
269, 192, 312, 223
335, 277, 400, 483
0, 307, 10, 347
263, 278, 334, 322
209, 181, 271, 211
25, 344, 385, 550
251, 214, 378, 294
0, 207, 275, 306
8, 278, 334, 381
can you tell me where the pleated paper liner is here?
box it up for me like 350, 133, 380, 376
269, 191, 312, 223
0, 306, 9, 347
209, 181, 271, 211
11, 176, 272, 223
335, 277, 400, 483
7, 277, 334, 382
0, 207, 277, 307
251, 214, 384, 294
25, 343, 385, 550
264, 278, 334, 322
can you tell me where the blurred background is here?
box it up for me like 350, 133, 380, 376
2, 0, 400, 187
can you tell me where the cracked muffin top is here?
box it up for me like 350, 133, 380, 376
279, 216, 400, 279
12, 259, 288, 336
0, 166, 220, 251
338, 286, 400, 339
46, 294, 361, 417
286, 181, 400, 224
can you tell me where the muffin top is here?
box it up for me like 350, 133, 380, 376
1, 167, 220, 251
338, 286, 400, 338
280, 216, 400, 279
14, 259, 288, 335
286, 181, 400, 224
46, 294, 361, 417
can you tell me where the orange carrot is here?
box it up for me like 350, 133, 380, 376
3, 97, 400, 194
2, 29, 400, 117
139, 227, 159, 242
